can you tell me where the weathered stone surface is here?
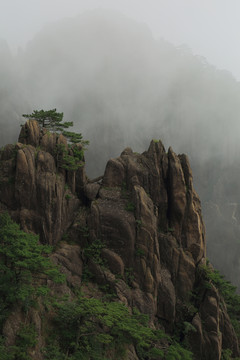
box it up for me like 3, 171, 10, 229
84, 140, 239, 359
40, 132, 58, 154
167, 147, 187, 237
220, 306, 239, 357
159, 234, 195, 299
101, 248, 125, 275
88, 196, 136, 267
18, 120, 41, 147
2, 308, 25, 346
1, 126, 239, 360
189, 313, 205, 359
84, 182, 100, 200
51, 242, 83, 288
132, 184, 161, 294
0, 120, 86, 244
157, 268, 176, 327
125, 345, 139, 360
102, 158, 125, 187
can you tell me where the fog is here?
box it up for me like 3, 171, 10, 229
11, 10, 240, 174
2, 0, 240, 79
2, 7, 240, 287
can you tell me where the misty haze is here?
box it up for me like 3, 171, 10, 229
1, 6, 240, 359
1, 9, 240, 284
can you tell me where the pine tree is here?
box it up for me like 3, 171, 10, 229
0, 212, 64, 319
22, 109, 89, 171
22, 109, 73, 132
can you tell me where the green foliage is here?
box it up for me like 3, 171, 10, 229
221, 348, 232, 360
22, 109, 88, 148
54, 143, 84, 171
98, 284, 117, 300
124, 267, 135, 286
62, 153, 83, 171
15, 324, 37, 360
220, 349, 240, 360
135, 247, 145, 258
61, 232, 69, 241
23, 109, 89, 171
22, 109, 70, 131
0, 211, 194, 359
45, 295, 193, 359
62, 130, 89, 147
183, 321, 197, 335
136, 219, 142, 229
165, 342, 193, 360
81, 266, 94, 283
183, 302, 198, 318
0, 325, 37, 360
84, 239, 105, 266
171, 299, 197, 354
42, 343, 66, 360
65, 194, 72, 200
46, 295, 167, 360
79, 225, 89, 238
0, 212, 64, 323
125, 201, 135, 212
34, 146, 41, 161
0, 337, 15, 360
198, 264, 240, 337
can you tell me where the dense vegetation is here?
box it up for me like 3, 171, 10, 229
0, 213, 194, 359
0, 213, 64, 323
42, 294, 194, 360
1, 208, 240, 359
0, 213, 64, 359
195, 263, 240, 359
198, 263, 240, 337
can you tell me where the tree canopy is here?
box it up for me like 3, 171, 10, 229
0, 212, 64, 322
22, 109, 73, 132
22, 109, 89, 146
22, 109, 89, 172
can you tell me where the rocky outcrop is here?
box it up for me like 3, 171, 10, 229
83, 140, 239, 359
0, 122, 239, 359
0, 120, 87, 244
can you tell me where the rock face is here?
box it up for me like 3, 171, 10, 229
0, 121, 239, 359
0, 120, 86, 244
85, 141, 238, 359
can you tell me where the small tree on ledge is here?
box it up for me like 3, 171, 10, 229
22, 109, 89, 171
22, 108, 89, 145
22, 109, 73, 132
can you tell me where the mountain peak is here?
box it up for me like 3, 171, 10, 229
0, 121, 239, 358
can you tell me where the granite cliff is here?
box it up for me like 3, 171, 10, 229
0, 120, 239, 359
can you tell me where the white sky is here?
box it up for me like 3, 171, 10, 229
1, 0, 240, 79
